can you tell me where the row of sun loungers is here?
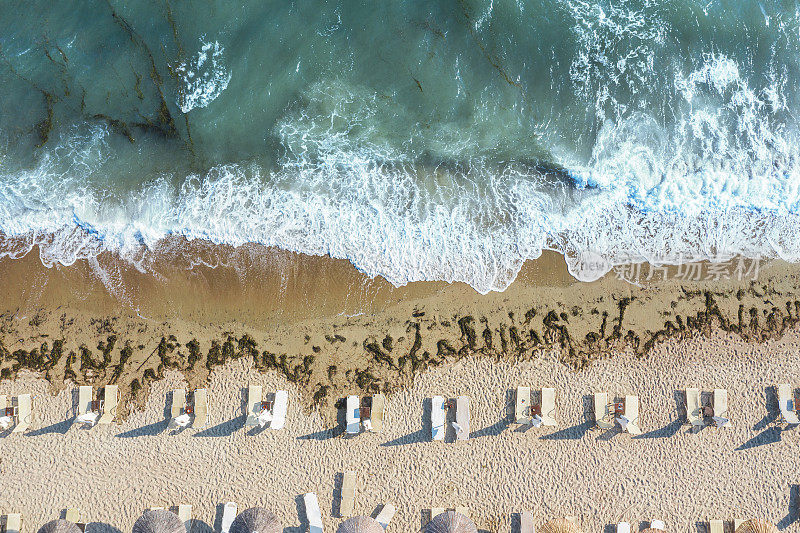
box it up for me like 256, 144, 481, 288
10, 382, 800, 437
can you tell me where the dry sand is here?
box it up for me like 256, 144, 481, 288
1, 328, 799, 533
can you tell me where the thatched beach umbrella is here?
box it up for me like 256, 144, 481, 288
230, 507, 281, 533
336, 516, 383, 533
425, 511, 478, 533
735, 520, 779, 533
540, 518, 581, 533
38, 520, 81, 533
133, 510, 186, 533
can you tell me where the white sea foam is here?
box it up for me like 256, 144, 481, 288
2, 50, 800, 293
173, 40, 231, 113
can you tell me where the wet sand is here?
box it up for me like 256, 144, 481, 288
2, 241, 800, 419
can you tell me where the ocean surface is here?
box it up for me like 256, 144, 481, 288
1, 0, 800, 293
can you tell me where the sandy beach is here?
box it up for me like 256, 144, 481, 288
0, 328, 799, 532
1, 246, 800, 531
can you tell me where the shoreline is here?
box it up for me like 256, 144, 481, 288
0, 241, 799, 417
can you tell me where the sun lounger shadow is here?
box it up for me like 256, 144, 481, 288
540, 421, 592, 440
332, 472, 344, 517
193, 415, 245, 437
777, 483, 800, 529
281, 494, 306, 533
753, 385, 781, 431
83, 522, 124, 533
26, 417, 72, 437
212, 503, 226, 533
116, 419, 169, 438
298, 426, 343, 441
633, 418, 682, 440
472, 418, 510, 439
736, 426, 782, 450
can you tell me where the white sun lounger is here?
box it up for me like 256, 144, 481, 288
13, 394, 31, 433
713, 389, 729, 427
245, 385, 263, 427
516, 387, 531, 424
593, 392, 614, 429
304, 493, 323, 533
5, 514, 21, 533
171, 389, 185, 420
375, 503, 395, 529
346, 395, 360, 435
369, 394, 385, 433
220, 502, 237, 533
431, 396, 445, 441
708, 520, 723, 533
77, 386, 92, 419
178, 504, 192, 526
621, 395, 642, 435
734, 519, 744, 530
540, 387, 557, 426
192, 389, 209, 428
617, 523, 630, 533
455, 507, 468, 517
340, 470, 356, 517
520, 511, 535, 533
778, 384, 800, 424
650, 520, 665, 530
270, 390, 288, 430
0, 394, 11, 431
65, 509, 80, 523
98, 385, 119, 424
686, 388, 702, 428
430, 509, 445, 521
455, 396, 470, 440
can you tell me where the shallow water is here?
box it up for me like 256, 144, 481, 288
2, 0, 800, 293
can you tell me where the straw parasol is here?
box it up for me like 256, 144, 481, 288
539, 518, 581, 533
132, 510, 186, 533
336, 516, 384, 533
735, 520, 778, 533
425, 511, 478, 533
38, 521, 81, 533
229, 507, 281, 533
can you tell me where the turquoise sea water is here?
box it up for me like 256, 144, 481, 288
2, 1, 800, 292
